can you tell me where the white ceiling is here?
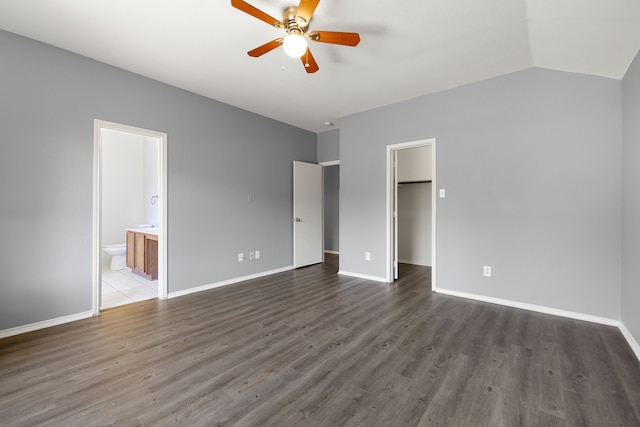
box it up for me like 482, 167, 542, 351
1, 0, 639, 133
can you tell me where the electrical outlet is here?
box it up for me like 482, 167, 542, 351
483, 265, 492, 277
439, 189, 446, 198
249, 252, 254, 260
365, 252, 371, 261
238, 253, 244, 262
255, 250, 260, 259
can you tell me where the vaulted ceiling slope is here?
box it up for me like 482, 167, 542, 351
1, 0, 639, 132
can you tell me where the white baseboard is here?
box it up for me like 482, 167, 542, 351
337, 270, 387, 283
434, 287, 620, 327
433, 288, 640, 363
0, 311, 94, 340
168, 265, 295, 299
619, 322, 640, 363
324, 250, 339, 255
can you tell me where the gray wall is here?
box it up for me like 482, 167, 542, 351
318, 129, 340, 253
0, 30, 316, 331
341, 67, 622, 320
317, 129, 340, 163
622, 50, 640, 344
324, 165, 339, 252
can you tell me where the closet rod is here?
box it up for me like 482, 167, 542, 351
398, 180, 432, 185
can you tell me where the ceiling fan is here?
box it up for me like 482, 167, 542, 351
230, 0, 361, 73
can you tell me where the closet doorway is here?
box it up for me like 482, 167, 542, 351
386, 139, 436, 288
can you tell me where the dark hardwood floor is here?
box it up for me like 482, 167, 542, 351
1, 254, 640, 426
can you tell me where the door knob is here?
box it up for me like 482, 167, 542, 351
295, 218, 301, 222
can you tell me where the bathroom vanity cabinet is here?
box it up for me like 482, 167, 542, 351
126, 230, 158, 280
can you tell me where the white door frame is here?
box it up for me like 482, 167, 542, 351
386, 138, 436, 289
92, 120, 168, 314
393, 150, 399, 280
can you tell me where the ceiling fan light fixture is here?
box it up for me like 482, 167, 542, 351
231, 0, 360, 73
283, 33, 307, 58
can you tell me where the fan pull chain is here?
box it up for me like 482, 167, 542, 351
282, 48, 285, 71
305, 49, 309, 68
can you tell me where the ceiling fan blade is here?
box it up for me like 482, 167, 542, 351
231, 0, 283, 28
301, 48, 319, 73
309, 31, 360, 46
296, 0, 320, 24
248, 39, 283, 57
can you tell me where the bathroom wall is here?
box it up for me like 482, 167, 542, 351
101, 129, 145, 246
143, 136, 159, 227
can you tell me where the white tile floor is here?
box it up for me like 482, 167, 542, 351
101, 268, 157, 309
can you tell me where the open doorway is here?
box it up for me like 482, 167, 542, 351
386, 139, 436, 288
92, 120, 168, 313
321, 161, 340, 256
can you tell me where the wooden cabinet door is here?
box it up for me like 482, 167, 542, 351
127, 231, 158, 280
126, 231, 135, 268
145, 237, 158, 280
134, 233, 145, 272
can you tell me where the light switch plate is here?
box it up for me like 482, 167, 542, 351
483, 265, 492, 277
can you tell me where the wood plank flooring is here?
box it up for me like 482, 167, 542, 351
1, 254, 640, 426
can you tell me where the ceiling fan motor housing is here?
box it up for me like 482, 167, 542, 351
283, 6, 308, 35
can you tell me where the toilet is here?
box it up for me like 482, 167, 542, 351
103, 243, 127, 270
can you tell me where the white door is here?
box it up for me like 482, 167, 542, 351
293, 161, 324, 268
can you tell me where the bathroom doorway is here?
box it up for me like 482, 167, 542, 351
92, 120, 168, 312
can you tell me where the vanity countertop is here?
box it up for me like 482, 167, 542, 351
126, 227, 159, 236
